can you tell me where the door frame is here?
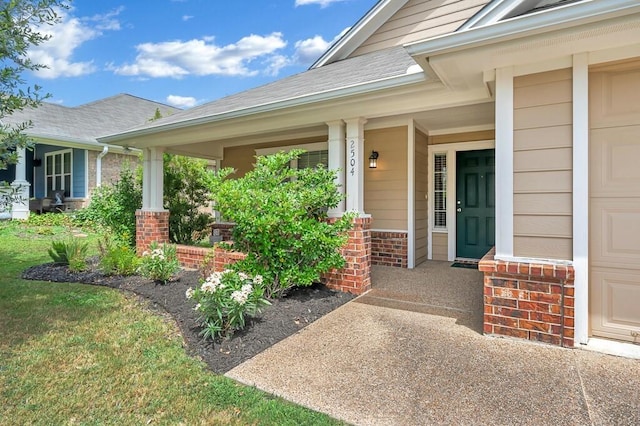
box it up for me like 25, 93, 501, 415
428, 139, 495, 261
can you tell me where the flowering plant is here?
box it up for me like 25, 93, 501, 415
186, 269, 270, 340
138, 241, 180, 284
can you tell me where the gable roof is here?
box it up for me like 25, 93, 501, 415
2, 94, 180, 149
100, 46, 423, 143
311, 0, 409, 68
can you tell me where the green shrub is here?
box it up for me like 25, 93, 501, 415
138, 241, 180, 284
48, 237, 89, 272
74, 165, 141, 247
97, 234, 140, 276
187, 270, 270, 340
164, 154, 214, 245
26, 212, 74, 227
209, 150, 354, 298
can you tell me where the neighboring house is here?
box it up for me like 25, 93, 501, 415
99, 0, 640, 356
0, 94, 180, 218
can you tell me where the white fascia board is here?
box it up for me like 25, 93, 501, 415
31, 134, 139, 154
406, 0, 640, 58
311, 0, 410, 69
459, 0, 524, 31
98, 69, 428, 146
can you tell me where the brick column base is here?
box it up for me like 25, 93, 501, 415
479, 247, 575, 348
135, 210, 170, 255
322, 216, 372, 295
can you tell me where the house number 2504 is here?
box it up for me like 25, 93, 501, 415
349, 140, 356, 176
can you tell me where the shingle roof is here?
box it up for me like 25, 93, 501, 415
112, 46, 418, 134
2, 94, 180, 145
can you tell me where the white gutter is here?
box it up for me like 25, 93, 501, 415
98, 68, 429, 145
406, 0, 640, 57
96, 145, 108, 187
29, 133, 139, 154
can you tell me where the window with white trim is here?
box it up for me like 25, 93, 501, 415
45, 150, 72, 197
297, 150, 328, 169
255, 142, 329, 170
433, 153, 447, 228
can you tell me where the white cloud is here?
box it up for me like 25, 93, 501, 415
295, 0, 347, 7
112, 32, 288, 78
293, 27, 349, 65
29, 7, 123, 79
166, 95, 198, 108
182, 15, 193, 21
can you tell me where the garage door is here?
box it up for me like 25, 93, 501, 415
589, 59, 640, 343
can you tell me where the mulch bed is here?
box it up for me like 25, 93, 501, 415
22, 259, 355, 374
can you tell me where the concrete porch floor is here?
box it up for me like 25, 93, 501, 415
226, 262, 640, 425
358, 261, 484, 332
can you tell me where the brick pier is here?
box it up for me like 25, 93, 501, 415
479, 247, 575, 348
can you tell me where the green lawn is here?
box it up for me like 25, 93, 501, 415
0, 219, 341, 425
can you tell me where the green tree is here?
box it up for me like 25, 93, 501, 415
0, 0, 67, 169
209, 150, 354, 298
74, 165, 141, 247
163, 153, 214, 245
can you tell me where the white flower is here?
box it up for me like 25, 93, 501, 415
231, 290, 248, 305
253, 275, 263, 285
185, 288, 194, 299
241, 284, 253, 294
194, 303, 201, 311
201, 281, 217, 293
238, 272, 249, 280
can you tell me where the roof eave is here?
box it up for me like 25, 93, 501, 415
407, 0, 640, 58
29, 133, 138, 154
98, 69, 428, 145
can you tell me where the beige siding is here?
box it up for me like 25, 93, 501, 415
222, 136, 326, 177
415, 129, 428, 265
351, 0, 490, 57
513, 69, 573, 260
365, 127, 408, 230
428, 129, 495, 145
432, 232, 448, 261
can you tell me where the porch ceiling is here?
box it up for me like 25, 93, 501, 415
165, 101, 495, 160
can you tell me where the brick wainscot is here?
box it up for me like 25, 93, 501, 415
479, 247, 575, 348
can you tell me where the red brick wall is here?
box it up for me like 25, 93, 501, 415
211, 223, 234, 241
321, 216, 372, 295
479, 247, 575, 348
135, 210, 169, 255
371, 231, 408, 268
175, 245, 212, 270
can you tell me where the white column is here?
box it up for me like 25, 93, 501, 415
141, 147, 165, 211
327, 120, 345, 217
573, 53, 590, 346
494, 67, 514, 259
344, 117, 367, 215
407, 119, 415, 268
11, 147, 31, 219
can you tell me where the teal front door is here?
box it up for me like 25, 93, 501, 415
456, 149, 495, 259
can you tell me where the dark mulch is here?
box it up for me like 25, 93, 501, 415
22, 259, 354, 374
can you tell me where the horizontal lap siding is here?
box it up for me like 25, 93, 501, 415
222, 136, 326, 177
513, 69, 573, 260
432, 232, 448, 261
351, 0, 490, 57
415, 130, 428, 265
365, 127, 408, 231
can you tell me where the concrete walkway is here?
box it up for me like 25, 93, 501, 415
226, 264, 640, 425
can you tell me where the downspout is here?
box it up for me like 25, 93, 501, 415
96, 146, 108, 187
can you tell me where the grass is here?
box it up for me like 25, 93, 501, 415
0, 219, 342, 425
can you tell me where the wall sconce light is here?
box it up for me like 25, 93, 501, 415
369, 150, 379, 169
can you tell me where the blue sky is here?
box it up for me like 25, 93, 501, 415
25, 0, 377, 108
